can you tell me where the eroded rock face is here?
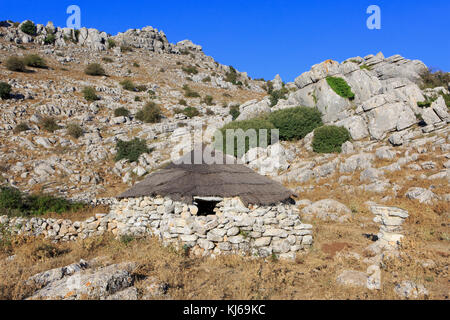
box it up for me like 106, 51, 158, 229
28, 262, 136, 300
301, 199, 351, 222
25, 260, 169, 300
269, 53, 448, 142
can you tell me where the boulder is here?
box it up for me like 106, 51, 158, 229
301, 199, 351, 222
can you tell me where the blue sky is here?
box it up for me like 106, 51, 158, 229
1, 0, 449, 82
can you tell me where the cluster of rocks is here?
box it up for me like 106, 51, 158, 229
368, 205, 409, 252
24, 259, 168, 300
0, 20, 183, 53
246, 53, 449, 144
0, 196, 314, 261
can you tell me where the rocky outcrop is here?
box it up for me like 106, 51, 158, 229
112, 26, 175, 53
25, 260, 168, 300
251, 53, 449, 142
0, 19, 190, 54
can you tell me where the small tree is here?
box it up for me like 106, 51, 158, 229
229, 104, 240, 120
135, 102, 162, 123
120, 79, 136, 91
114, 107, 130, 117
82, 86, 99, 101
13, 122, 29, 134
20, 21, 37, 36
39, 117, 60, 132
312, 125, 351, 153
44, 34, 56, 45
23, 54, 47, 68
84, 63, 106, 76
107, 38, 116, 49
5, 56, 26, 72
268, 106, 323, 141
202, 95, 214, 106
23, 54, 47, 69
0, 82, 12, 100
66, 123, 83, 139
182, 65, 198, 75
115, 138, 150, 163
181, 106, 200, 118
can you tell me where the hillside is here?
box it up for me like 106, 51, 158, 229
0, 19, 449, 300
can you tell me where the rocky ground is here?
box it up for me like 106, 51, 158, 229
0, 19, 449, 300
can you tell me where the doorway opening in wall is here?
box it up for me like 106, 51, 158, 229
193, 196, 223, 216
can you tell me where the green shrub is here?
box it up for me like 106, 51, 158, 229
120, 44, 133, 52
0, 186, 23, 210
326, 76, 355, 100
20, 21, 37, 36
44, 34, 56, 45
114, 107, 130, 117
420, 68, 450, 89
269, 87, 289, 107
26, 194, 84, 216
268, 106, 323, 141
115, 138, 150, 163
120, 79, 136, 91
217, 118, 275, 157
132, 62, 140, 68
5, 56, 26, 72
135, 85, 147, 92
13, 122, 29, 134
442, 93, 450, 108
182, 84, 200, 98
107, 39, 116, 49
359, 64, 372, 71
202, 76, 211, 83
0, 82, 12, 99
102, 57, 113, 63
23, 54, 47, 68
182, 65, 198, 75
84, 63, 106, 76
229, 104, 240, 120
134, 96, 141, 102
202, 95, 214, 105
180, 106, 200, 118
66, 123, 83, 139
225, 66, 239, 84
82, 86, 99, 101
263, 80, 274, 93
135, 101, 162, 123
178, 99, 187, 106
39, 117, 60, 132
312, 125, 351, 153
0, 186, 84, 217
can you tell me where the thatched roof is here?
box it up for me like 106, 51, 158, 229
117, 145, 294, 206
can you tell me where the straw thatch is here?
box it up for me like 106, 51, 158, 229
117, 145, 294, 206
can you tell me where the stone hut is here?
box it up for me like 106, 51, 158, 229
110, 147, 314, 260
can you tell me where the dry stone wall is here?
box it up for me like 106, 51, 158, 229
0, 196, 313, 260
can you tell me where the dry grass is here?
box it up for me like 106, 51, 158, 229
1, 203, 448, 300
